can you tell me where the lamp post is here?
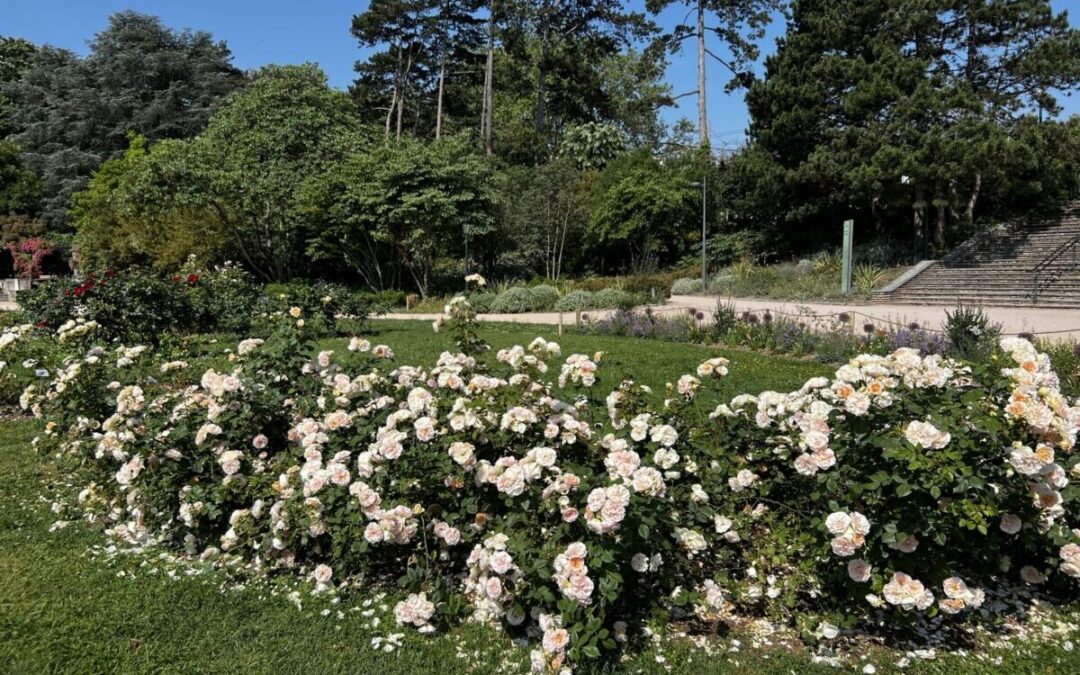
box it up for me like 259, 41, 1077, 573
689, 178, 707, 290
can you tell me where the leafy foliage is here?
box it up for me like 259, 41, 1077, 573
307, 134, 496, 296
943, 305, 1002, 362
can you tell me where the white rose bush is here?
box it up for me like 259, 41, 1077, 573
19, 293, 1080, 672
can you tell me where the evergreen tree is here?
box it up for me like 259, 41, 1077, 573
1, 12, 244, 227
733, 0, 1079, 254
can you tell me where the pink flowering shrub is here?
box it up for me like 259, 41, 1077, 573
23, 295, 1080, 671
6, 237, 53, 278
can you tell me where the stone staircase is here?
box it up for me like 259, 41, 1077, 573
877, 202, 1080, 308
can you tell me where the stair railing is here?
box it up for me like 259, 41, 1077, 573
1031, 234, 1080, 303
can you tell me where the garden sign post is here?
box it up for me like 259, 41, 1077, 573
841, 219, 854, 295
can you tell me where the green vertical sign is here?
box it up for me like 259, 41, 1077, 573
841, 219, 854, 295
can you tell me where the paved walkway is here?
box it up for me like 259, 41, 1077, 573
384, 295, 1080, 340
6, 295, 1077, 340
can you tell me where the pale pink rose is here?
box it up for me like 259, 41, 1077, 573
830, 536, 856, 557
364, 522, 384, 543
812, 447, 836, 469
542, 628, 570, 654
847, 559, 871, 582
794, 453, 819, 476
895, 535, 919, 553
312, 564, 333, 584
490, 550, 513, 575
942, 577, 968, 599
849, 511, 870, 535
565, 542, 587, 558
825, 512, 851, 535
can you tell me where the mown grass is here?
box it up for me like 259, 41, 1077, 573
2, 321, 1079, 673
329, 319, 834, 400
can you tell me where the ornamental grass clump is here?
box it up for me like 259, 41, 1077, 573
22, 288, 1080, 672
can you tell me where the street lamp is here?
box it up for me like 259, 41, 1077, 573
688, 178, 707, 290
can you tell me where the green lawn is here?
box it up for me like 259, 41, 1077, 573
329, 319, 834, 399
1, 321, 1078, 673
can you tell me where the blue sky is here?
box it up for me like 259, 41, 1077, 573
5, 0, 1079, 148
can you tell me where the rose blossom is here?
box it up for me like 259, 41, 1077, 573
999, 513, 1023, 535
847, 559, 871, 582
313, 563, 333, 584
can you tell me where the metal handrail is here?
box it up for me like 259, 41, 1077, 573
1031, 234, 1080, 303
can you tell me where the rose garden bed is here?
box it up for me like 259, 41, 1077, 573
2, 288, 1079, 673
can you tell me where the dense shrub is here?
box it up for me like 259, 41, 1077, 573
5, 237, 53, 278
19, 269, 190, 344
83, 270, 191, 344
592, 288, 636, 310
943, 305, 1001, 361
670, 277, 704, 295
17, 268, 374, 342
22, 296, 1080, 672
259, 280, 374, 336
17, 277, 80, 330
555, 290, 593, 312
1041, 339, 1080, 399
0, 323, 53, 405
490, 286, 535, 313
181, 261, 260, 334
528, 284, 560, 311
593, 306, 958, 366
370, 289, 408, 309
489, 286, 559, 313
589, 308, 697, 341
468, 291, 498, 313
575, 273, 674, 301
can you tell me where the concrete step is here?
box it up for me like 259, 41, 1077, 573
880, 201, 1080, 308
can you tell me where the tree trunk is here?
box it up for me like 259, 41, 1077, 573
535, 8, 550, 136
435, 57, 446, 140
482, 6, 495, 155
385, 46, 401, 139
965, 172, 981, 221
697, 1, 709, 148
934, 183, 946, 252
396, 52, 413, 141
913, 183, 926, 260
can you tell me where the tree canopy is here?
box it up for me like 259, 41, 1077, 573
2, 4, 1077, 291
1, 11, 243, 227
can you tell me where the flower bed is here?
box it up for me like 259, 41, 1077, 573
20, 292, 1080, 672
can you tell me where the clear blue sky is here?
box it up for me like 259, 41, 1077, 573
5, 0, 1079, 148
